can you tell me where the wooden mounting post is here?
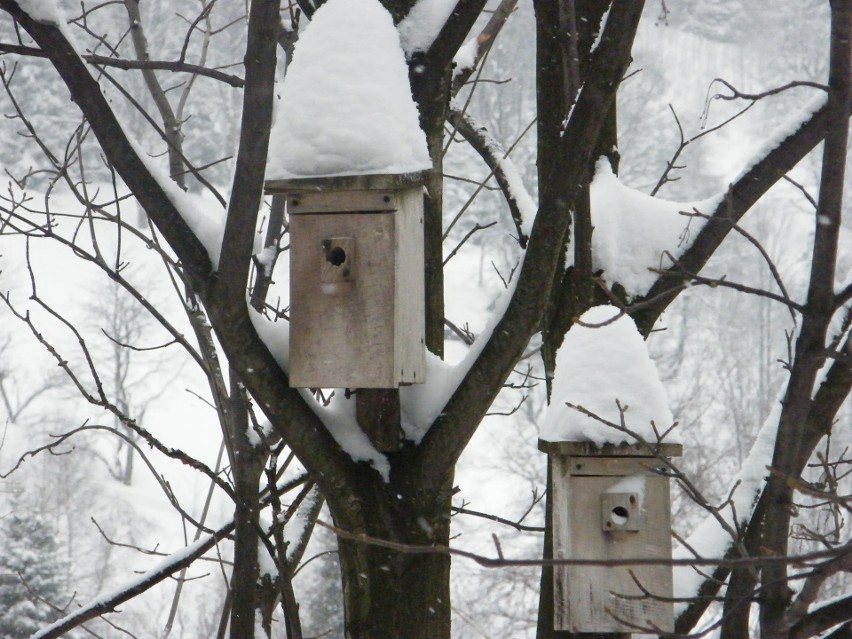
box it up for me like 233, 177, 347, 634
356, 388, 401, 452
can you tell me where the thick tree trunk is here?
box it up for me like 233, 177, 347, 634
329, 466, 453, 639
338, 535, 451, 639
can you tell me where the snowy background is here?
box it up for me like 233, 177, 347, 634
0, 0, 850, 638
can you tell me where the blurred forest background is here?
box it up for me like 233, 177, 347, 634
0, 0, 849, 637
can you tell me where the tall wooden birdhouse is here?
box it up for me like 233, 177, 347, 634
540, 305, 682, 633
539, 441, 682, 634
263, 0, 431, 391
265, 173, 426, 389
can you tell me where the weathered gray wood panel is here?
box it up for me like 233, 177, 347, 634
552, 455, 675, 634
277, 175, 427, 389
393, 185, 425, 384
290, 211, 397, 388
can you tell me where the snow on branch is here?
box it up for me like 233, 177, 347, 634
589, 158, 723, 299
129, 137, 227, 269
633, 91, 835, 333
672, 387, 783, 613
397, 0, 459, 56
400, 268, 521, 443
31, 522, 235, 639
11, 0, 81, 51
450, 0, 518, 93
447, 102, 535, 247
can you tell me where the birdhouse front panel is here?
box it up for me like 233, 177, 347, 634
272, 173, 426, 389
540, 442, 681, 635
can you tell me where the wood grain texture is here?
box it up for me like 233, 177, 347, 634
290, 211, 396, 388
552, 454, 675, 634
394, 186, 426, 384
280, 176, 426, 389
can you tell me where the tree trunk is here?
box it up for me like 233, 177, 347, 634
329, 466, 453, 639
337, 536, 451, 639
228, 377, 267, 639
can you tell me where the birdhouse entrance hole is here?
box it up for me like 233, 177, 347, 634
326, 245, 346, 266
321, 237, 355, 284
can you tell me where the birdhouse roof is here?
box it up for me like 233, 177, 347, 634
540, 305, 679, 447
266, 0, 431, 180
264, 170, 428, 196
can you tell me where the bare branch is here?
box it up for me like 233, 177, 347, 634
31, 522, 236, 639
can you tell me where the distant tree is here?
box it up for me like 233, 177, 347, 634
0, 509, 67, 638
0, 1, 851, 639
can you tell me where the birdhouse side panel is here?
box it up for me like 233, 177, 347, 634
551, 456, 575, 632
393, 186, 426, 384
552, 457, 674, 633
289, 212, 397, 388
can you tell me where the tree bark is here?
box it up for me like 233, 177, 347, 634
330, 465, 453, 639
759, 2, 852, 636
228, 376, 267, 639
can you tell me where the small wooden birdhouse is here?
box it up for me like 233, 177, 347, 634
539, 441, 682, 634
265, 172, 427, 389
539, 306, 682, 633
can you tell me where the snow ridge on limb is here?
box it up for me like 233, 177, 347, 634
672, 388, 783, 613
588, 158, 723, 299
631, 88, 840, 335
409, 0, 646, 490
12, 0, 80, 50
127, 136, 227, 269
446, 101, 536, 245
31, 522, 235, 639
397, 0, 459, 55
450, 0, 518, 93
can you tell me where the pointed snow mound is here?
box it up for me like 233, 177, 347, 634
266, 0, 431, 178
590, 158, 722, 298
540, 305, 677, 446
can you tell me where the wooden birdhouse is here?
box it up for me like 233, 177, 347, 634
539, 305, 682, 633
540, 440, 682, 634
265, 172, 427, 389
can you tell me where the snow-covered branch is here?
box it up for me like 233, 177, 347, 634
31, 522, 235, 639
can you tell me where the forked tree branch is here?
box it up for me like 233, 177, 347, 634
213, 0, 279, 311
631, 92, 845, 336
759, 1, 852, 633
412, 0, 646, 490
0, 2, 370, 506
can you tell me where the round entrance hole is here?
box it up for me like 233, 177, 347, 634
609, 506, 629, 526
326, 246, 347, 266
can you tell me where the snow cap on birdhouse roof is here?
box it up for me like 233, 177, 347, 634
540, 305, 678, 447
266, 0, 431, 179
